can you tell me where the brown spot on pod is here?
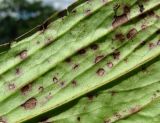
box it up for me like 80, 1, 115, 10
72, 80, 77, 87
85, 9, 91, 15
141, 24, 147, 30
157, 40, 160, 45
149, 43, 155, 49
115, 33, 125, 42
0, 120, 6, 123
77, 117, 80, 121
112, 14, 128, 28
112, 50, 120, 60
90, 44, 98, 50
87, 94, 94, 101
107, 62, 113, 68
96, 68, 105, 76
138, 4, 144, 13
73, 64, 79, 70
18, 50, 28, 60
60, 81, 65, 87
130, 105, 141, 114
0, 117, 6, 123
22, 98, 37, 110
15, 68, 21, 75
53, 76, 58, 83
8, 83, 16, 90
127, 28, 137, 39
78, 49, 86, 55
95, 55, 104, 63
21, 83, 32, 95
38, 86, 44, 93
141, 66, 148, 73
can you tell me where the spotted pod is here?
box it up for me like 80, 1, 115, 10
0, 0, 159, 123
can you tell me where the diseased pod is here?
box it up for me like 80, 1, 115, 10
0, 0, 159, 123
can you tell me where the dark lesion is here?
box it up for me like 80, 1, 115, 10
17, 50, 28, 60
0, 117, 6, 123
21, 97, 37, 110
21, 83, 33, 95
112, 4, 131, 28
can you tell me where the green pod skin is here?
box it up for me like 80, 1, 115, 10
46, 56, 160, 123
0, 0, 159, 102
0, 0, 114, 75
0, 6, 159, 118
0, 0, 159, 123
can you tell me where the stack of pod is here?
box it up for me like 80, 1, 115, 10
0, 0, 159, 122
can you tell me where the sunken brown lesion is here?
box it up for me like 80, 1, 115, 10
112, 4, 131, 28
95, 55, 104, 63
107, 62, 114, 68
21, 98, 37, 110
115, 33, 126, 42
77, 49, 86, 55
126, 28, 137, 39
53, 76, 58, 83
148, 43, 156, 50
21, 83, 32, 95
112, 14, 128, 28
15, 68, 21, 75
72, 80, 77, 87
18, 50, 28, 60
96, 68, 105, 76
112, 50, 120, 60
0, 117, 6, 123
90, 44, 99, 50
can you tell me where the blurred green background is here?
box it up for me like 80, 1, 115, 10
0, 0, 74, 44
